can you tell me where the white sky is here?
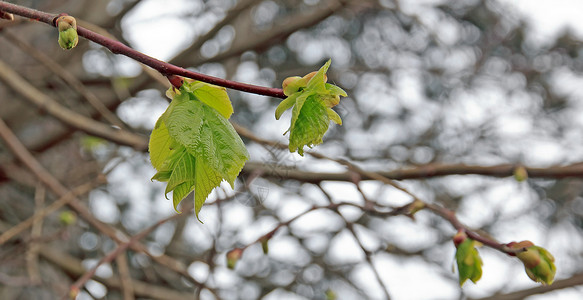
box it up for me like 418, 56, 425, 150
500, 0, 583, 44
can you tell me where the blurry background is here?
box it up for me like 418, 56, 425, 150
1, 0, 583, 299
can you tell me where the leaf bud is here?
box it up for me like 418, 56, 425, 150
56, 15, 78, 50
59, 211, 77, 226
261, 238, 269, 254
226, 248, 243, 269
513, 166, 528, 182
509, 240, 556, 285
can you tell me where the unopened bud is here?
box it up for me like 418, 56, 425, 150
509, 241, 556, 285
56, 16, 78, 50
59, 211, 77, 226
282, 76, 303, 96
407, 199, 426, 217
453, 230, 468, 247
513, 166, 528, 182
226, 248, 243, 269
325, 289, 337, 300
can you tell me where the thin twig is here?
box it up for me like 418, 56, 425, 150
116, 254, 135, 300
0, 1, 285, 98
39, 245, 195, 299
0, 177, 105, 245
0, 30, 128, 129
25, 182, 45, 285
0, 58, 148, 150
0, 117, 207, 290
69, 212, 184, 297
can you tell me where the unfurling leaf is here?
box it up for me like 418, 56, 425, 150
453, 231, 483, 286
276, 59, 347, 155
508, 241, 556, 285
261, 238, 269, 254
56, 15, 78, 50
149, 81, 249, 220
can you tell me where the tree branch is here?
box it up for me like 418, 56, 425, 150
241, 161, 583, 183
0, 117, 203, 288
39, 245, 194, 300
0, 58, 148, 150
472, 273, 583, 300
0, 1, 285, 98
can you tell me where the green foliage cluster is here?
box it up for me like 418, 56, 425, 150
149, 61, 346, 217
276, 60, 346, 155
149, 81, 249, 219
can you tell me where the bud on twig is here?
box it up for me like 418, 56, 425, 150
56, 15, 78, 50
226, 248, 243, 269
59, 210, 77, 226
513, 165, 528, 182
508, 240, 556, 285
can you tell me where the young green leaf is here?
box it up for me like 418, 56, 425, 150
275, 59, 347, 155
149, 81, 249, 219
453, 232, 483, 286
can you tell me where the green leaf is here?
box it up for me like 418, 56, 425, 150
149, 82, 249, 219
455, 239, 483, 286
325, 83, 348, 97
184, 81, 234, 119
275, 93, 298, 120
149, 120, 174, 170
289, 95, 330, 155
327, 108, 342, 125
306, 60, 330, 91
58, 27, 79, 50
275, 59, 347, 155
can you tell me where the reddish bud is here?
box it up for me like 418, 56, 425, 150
453, 230, 468, 247
226, 248, 243, 269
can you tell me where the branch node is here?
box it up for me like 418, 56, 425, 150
167, 75, 184, 89
52, 13, 68, 27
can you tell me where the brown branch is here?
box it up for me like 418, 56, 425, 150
70, 212, 184, 297
0, 117, 204, 288
0, 30, 128, 129
170, 0, 260, 67
343, 219, 392, 299
25, 183, 45, 285
241, 161, 583, 183
0, 58, 148, 150
39, 245, 194, 300
472, 273, 583, 300
175, 0, 345, 67
0, 175, 106, 246
116, 253, 135, 300
0, 1, 285, 98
